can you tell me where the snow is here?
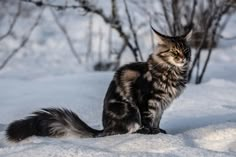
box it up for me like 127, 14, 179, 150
0, 1, 236, 157
0, 68, 236, 156
1, 42, 236, 157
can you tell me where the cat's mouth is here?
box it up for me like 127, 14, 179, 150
174, 62, 185, 67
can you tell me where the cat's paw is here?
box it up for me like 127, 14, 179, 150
136, 127, 167, 134
150, 128, 161, 134
136, 127, 151, 134
150, 128, 167, 134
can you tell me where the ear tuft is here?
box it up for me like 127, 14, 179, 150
151, 25, 167, 45
183, 23, 193, 41
184, 29, 192, 41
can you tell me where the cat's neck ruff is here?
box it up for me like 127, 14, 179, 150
147, 56, 177, 73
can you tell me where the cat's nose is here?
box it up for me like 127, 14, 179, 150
177, 58, 185, 64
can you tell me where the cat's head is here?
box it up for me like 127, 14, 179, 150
151, 26, 192, 68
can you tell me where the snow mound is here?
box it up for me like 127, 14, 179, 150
0, 123, 235, 157
0, 74, 236, 157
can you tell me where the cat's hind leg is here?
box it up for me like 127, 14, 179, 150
102, 101, 141, 136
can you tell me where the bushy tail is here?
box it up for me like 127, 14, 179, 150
6, 108, 103, 142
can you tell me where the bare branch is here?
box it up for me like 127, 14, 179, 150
160, 0, 173, 35
123, 0, 143, 61
86, 14, 93, 62
75, 0, 111, 23
115, 42, 127, 69
21, 0, 141, 62
0, 8, 44, 71
171, 0, 179, 36
76, 0, 139, 61
108, 25, 113, 59
196, 2, 232, 84
188, 2, 217, 82
0, 1, 21, 41
98, 27, 104, 61
51, 9, 82, 64
216, 13, 232, 42
189, 0, 197, 25
21, 0, 80, 10
111, 0, 118, 20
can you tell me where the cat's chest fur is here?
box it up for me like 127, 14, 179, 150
154, 68, 186, 97
135, 63, 187, 109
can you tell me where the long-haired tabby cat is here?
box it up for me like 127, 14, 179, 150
6, 26, 192, 142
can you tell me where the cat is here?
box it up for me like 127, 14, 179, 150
6, 26, 192, 142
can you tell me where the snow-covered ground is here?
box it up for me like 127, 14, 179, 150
0, 44, 236, 156
0, 74, 236, 157
0, 1, 236, 157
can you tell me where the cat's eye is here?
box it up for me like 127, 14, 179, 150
171, 52, 178, 57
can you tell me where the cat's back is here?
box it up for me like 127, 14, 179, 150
103, 62, 148, 103
115, 62, 148, 78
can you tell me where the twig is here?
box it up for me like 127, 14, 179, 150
111, 0, 118, 22
108, 25, 113, 59
86, 14, 93, 62
196, 2, 232, 84
21, 0, 140, 62
188, 2, 216, 82
115, 42, 127, 69
123, 0, 143, 61
0, 1, 21, 41
0, 9, 44, 71
76, 0, 139, 61
195, 56, 200, 84
216, 14, 232, 42
171, 0, 179, 36
21, 0, 81, 10
108, 0, 116, 59
160, 0, 173, 35
189, 0, 197, 25
98, 27, 103, 62
50, 9, 82, 64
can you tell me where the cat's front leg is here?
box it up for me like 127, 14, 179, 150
138, 110, 156, 134
151, 100, 167, 134
136, 127, 166, 134
134, 112, 154, 134
137, 99, 159, 134
141, 99, 166, 134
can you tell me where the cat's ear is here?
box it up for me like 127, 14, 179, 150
183, 23, 193, 41
183, 29, 192, 41
151, 26, 168, 45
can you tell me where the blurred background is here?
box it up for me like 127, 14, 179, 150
0, 0, 236, 83
1, 2, 236, 155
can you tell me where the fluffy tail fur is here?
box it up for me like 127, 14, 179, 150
6, 108, 103, 142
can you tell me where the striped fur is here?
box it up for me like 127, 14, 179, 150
6, 27, 192, 142
6, 108, 103, 142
